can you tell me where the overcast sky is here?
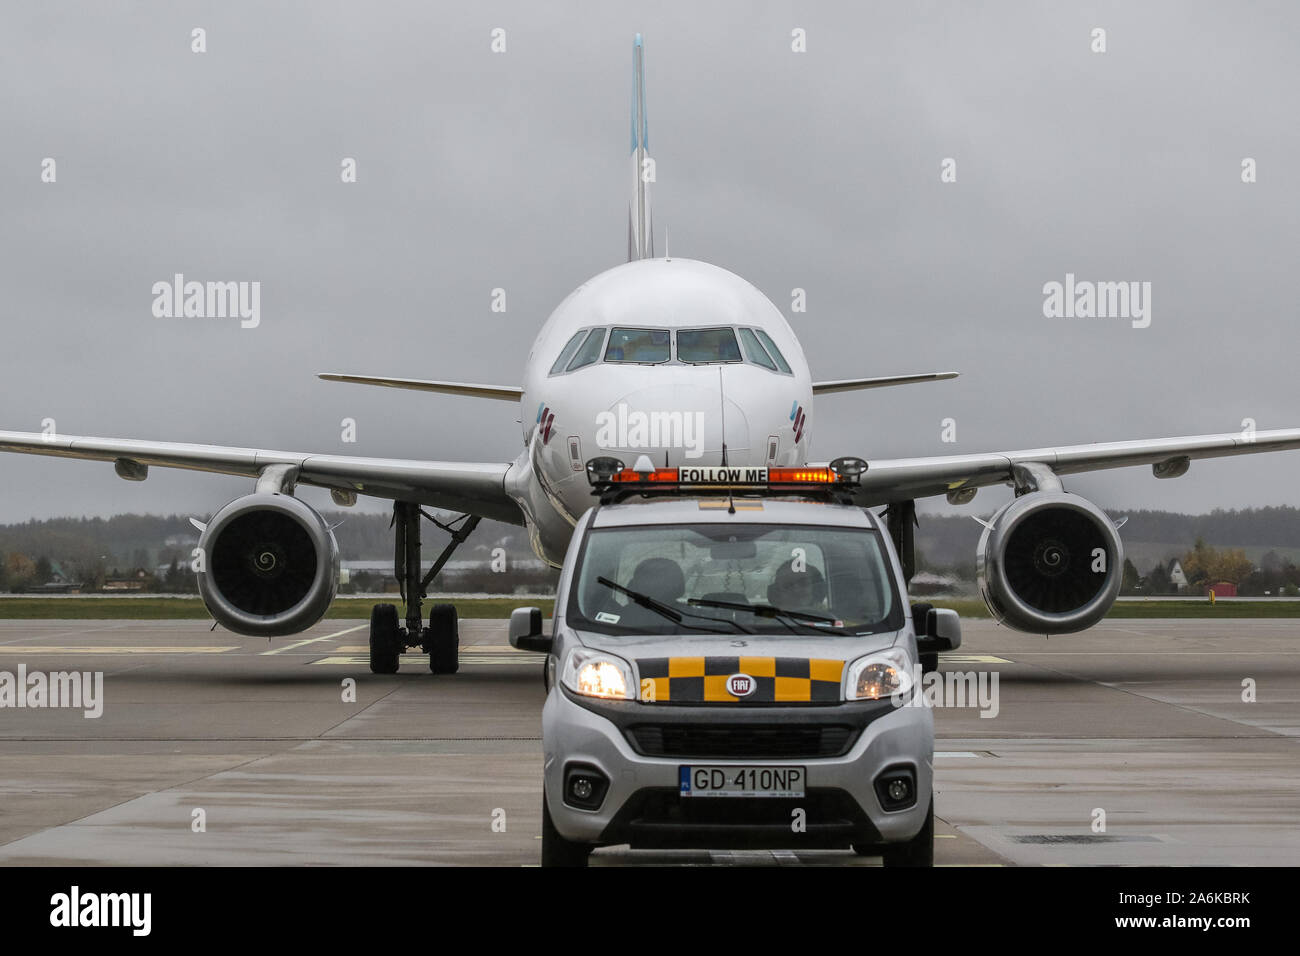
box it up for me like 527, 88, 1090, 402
2, 1, 1298, 525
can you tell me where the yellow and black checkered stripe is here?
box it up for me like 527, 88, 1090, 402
637, 657, 844, 703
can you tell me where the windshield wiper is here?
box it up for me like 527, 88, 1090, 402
686, 597, 851, 635
595, 577, 750, 634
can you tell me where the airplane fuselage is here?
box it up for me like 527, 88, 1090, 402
504, 257, 813, 565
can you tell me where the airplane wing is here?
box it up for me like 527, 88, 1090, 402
317, 373, 523, 401
812, 372, 958, 395
0, 430, 524, 524
846, 427, 1300, 506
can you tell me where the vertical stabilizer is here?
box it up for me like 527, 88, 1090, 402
628, 34, 654, 260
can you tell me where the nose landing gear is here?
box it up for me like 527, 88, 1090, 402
368, 501, 480, 674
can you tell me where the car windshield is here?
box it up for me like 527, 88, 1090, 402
568, 522, 902, 636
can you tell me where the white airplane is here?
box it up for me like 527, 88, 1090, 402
4, 35, 1300, 673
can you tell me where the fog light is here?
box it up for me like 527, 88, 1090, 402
874, 767, 918, 811
562, 763, 609, 811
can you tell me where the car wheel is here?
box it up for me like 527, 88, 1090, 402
541, 792, 592, 867
882, 795, 934, 867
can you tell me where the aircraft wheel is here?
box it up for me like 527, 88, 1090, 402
369, 603, 401, 674
427, 603, 459, 674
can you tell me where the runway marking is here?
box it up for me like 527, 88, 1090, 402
336, 643, 532, 654
0, 645, 237, 654
1008, 651, 1300, 655
262, 624, 366, 655
0, 622, 142, 645
310, 653, 544, 666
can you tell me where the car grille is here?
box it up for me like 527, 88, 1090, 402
626, 723, 857, 759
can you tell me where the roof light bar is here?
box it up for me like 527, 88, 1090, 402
585, 457, 625, 483
829, 456, 868, 479
585, 458, 866, 491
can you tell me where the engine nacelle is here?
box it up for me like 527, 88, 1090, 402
977, 492, 1122, 634
196, 493, 339, 637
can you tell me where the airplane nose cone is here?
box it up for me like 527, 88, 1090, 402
600, 384, 750, 466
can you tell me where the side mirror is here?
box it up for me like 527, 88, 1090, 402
921, 608, 961, 653
509, 607, 553, 653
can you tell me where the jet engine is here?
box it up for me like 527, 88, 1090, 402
977, 492, 1123, 634
196, 493, 339, 636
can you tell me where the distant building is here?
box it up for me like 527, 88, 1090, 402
31, 560, 82, 594
32, 578, 81, 594
1207, 581, 1238, 598
102, 568, 150, 591
1169, 560, 1188, 590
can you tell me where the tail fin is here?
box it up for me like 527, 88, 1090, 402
627, 34, 654, 260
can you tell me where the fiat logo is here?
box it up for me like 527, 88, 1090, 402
726, 673, 756, 697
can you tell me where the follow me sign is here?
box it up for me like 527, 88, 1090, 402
678, 466, 769, 483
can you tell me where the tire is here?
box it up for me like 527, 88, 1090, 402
920, 652, 939, 674
541, 792, 591, 867
369, 603, 401, 674
427, 603, 459, 674
882, 795, 934, 868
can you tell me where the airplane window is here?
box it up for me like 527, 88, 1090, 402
754, 329, 792, 374
605, 327, 670, 364
738, 328, 778, 371
677, 328, 742, 364
567, 328, 607, 371
549, 330, 590, 375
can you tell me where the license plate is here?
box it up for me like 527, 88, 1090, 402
679, 765, 805, 798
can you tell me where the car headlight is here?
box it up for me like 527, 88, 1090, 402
845, 647, 915, 701
560, 647, 635, 700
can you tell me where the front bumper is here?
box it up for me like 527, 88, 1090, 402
542, 686, 934, 849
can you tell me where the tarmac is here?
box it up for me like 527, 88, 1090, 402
0, 617, 1296, 866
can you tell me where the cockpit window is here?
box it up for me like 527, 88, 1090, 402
677, 328, 742, 364
738, 328, 778, 371
605, 327, 670, 364
550, 330, 590, 375
754, 329, 792, 374
566, 328, 607, 371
